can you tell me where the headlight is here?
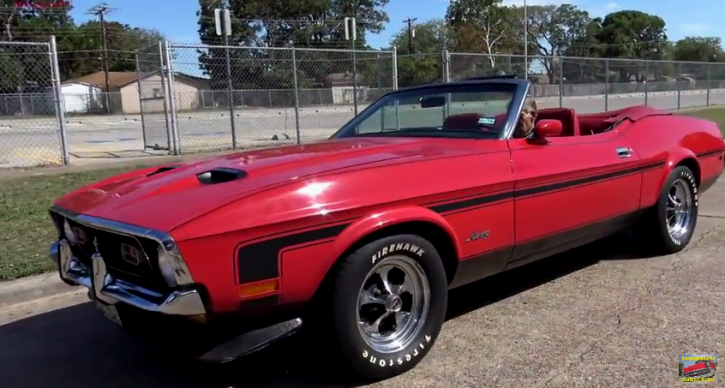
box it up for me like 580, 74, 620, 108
63, 219, 76, 244
157, 245, 178, 287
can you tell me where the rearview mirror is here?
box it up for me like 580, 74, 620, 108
534, 119, 563, 138
419, 96, 445, 109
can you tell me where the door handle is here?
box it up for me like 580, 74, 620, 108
616, 147, 632, 158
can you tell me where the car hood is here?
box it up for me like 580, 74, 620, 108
53, 137, 460, 231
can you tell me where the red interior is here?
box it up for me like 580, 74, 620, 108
442, 106, 638, 137
535, 108, 580, 136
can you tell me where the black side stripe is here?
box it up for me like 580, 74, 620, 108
428, 161, 665, 213
429, 191, 512, 213
515, 161, 664, 198
236, 223, 350, 283
697, 149, 725, 158
235, 161, 665, 283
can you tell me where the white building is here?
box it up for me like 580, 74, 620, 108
59, 81, 104, 114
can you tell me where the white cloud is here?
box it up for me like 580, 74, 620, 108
604, 2, 619, 10
679, 23, 711, 35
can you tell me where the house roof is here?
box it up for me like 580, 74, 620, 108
65, 71, 139, 89
64, 71, 209, 89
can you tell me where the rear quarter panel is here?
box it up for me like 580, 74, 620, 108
621, 114, 725, 208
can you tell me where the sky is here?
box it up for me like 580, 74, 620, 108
67, 0, 725, 50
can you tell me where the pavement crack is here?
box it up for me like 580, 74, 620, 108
540, 226, 719, 388
698, 214, 725, 219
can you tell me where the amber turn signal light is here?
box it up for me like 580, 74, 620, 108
237, 278, 279, 299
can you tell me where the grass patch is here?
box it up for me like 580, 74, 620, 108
1, 106, 724, 281
0, 167, 136, 280
678, 107, 725, 134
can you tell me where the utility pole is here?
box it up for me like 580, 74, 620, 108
87, 3, 116, 114
403, 17, 417, 54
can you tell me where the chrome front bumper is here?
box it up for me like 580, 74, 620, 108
50, 239, 207, 316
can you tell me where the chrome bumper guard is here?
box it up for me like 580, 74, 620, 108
50, 239, 207, 316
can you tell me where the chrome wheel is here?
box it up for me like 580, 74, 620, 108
666, 178, 694, 238
356, 255, 430, 354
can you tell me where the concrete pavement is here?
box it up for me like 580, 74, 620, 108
1, 88, 725, 168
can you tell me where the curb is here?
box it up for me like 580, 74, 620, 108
0, 272, 82, 309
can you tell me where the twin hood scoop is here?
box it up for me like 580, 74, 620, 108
146, 165, 248, 185
196, 168, 248, 185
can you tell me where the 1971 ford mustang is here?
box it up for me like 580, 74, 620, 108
49, 76, 724, 381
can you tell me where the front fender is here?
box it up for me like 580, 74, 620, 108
281, 206, 461, 305
327, 206, 462, 263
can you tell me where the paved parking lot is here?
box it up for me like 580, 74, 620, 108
1, 179, 724, 388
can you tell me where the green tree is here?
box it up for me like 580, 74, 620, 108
561, 18, 605, 83
390, 19, 449, 87
672, 37, 724, 80
62, 21, 164, 80
595, 10, 668, 82
446, 0, 509, 76
674, 36, 724, 62
524, 4, 591, 83
196, 0, 390, 102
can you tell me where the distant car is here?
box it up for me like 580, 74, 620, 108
48, 77, 725, 381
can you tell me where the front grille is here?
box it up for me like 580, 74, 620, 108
62, 217, 169, 292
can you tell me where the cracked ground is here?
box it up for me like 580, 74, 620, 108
1, 181, 724, 388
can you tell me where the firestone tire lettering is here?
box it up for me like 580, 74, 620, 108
361, 335, 432, 368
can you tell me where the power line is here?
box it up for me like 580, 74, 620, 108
87, 2, 117, 114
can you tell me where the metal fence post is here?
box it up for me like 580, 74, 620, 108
158, 42, 173, 153
135, 50, 148, 147
677, 62, 682, 110
224, 38, 237, 149
707, 63, 711, 107
49, 35, 69, 165
392, 46, 399, 91
558, 56, 563, 108
291, 48, 301, 144
444, 50, 451, 83
352, 47, 359, 115
604, 59, 609, 112
163, 41, 180, 154
644, 60, 649, 106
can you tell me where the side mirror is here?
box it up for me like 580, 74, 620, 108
533, 119, 563, 138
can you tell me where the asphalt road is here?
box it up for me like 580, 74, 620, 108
1, 180, 724, 388
1, 88, 724, 168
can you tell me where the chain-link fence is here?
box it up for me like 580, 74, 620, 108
143, 44, 397, 153
0, 38, 67, 168
447, 53, 725, 114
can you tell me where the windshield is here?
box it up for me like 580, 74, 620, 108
332, 83, 518, 139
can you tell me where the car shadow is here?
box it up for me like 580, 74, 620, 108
0, 232, 650, 388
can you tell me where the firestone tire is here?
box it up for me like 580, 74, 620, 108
635, 166, 699, 254
330, 234, 448, 381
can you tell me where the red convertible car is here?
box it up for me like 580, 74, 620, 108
48, 77, 724, 381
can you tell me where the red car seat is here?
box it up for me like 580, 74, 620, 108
535, 108, 580, 136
